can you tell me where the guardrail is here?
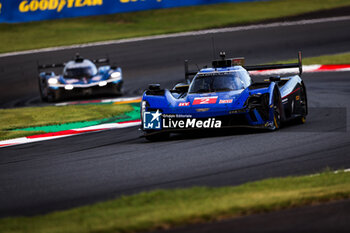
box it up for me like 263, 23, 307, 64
0, 0, 262, 23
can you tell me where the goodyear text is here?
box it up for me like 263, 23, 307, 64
19, 0, 103, 13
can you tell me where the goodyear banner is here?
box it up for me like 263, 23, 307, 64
0, 0, 261, 23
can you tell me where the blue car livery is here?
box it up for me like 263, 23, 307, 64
38, 54, 123, 102
141, 52, 307, 140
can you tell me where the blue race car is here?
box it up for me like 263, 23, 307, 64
38, 54, 123, 102
141, 52, 307, 141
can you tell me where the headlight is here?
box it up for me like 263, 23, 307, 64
110, 72, 121, 79
65, 85, 74, 90
99, 81, 107, 87
48, 77, 58, 85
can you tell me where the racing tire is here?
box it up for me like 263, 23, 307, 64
295, 82, 307, 124
299, 81, 308, 115
272, 108, 281, 130
268, 89, 282, 131
111, 82, 123, 96
47, 89, 63, 103
295, 116, 306, 124
145, 132, 170, 141
38, 78, 49, 102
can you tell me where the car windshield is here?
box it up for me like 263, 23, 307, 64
188, 72, 246, 93
64, 67, 96, 78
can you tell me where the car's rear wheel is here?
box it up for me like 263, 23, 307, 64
273, 108, 281, 129
268, 89, 282, 131
296, 116, 306, 124
296, 82, 307, 124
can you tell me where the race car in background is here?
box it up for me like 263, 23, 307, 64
38, 54, 123, 102
141, 52, 307, 141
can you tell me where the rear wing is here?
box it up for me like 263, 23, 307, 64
37, 54, 110, 72
37, 63, 65, 71
92, 58, 109, 65
244, 51, 303, 75
184, 51, 302, 82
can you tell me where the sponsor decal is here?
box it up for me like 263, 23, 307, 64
219, 99, 233, 104
232, 58, 245, 66
196, 108, 209, 112
296, 95, 300, 100
193, 96, 218, 105
163, 114, 192, 118
163, 118, 222, 129
142, 110, 221, 129
65, 79, 80, 84
120, 0, 149, 3
18, 0, 103, 13
3, 0, 272, 23
229, 109, 246, 114
143, 110, 162, 130
91, 76, 102, 81
178, 102, 190, 107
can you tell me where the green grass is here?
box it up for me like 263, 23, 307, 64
275, 52, 350, 65
1, 170, 349, 233
1, 0, 350, 53
0, 104, 133, 140
0, 130, 47, 141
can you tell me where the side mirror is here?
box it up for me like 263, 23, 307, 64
174, 83, 189, 93
148, 84, 161, 91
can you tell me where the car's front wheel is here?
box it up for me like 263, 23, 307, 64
47, 89, 63, 102
38, 78, 48, 102
111, 82, 123, 96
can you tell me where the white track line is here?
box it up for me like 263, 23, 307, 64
55, 96, 141, 106
1, 16, 350, 58
335, 168, 350, 173
249, 64, 350, 75
310, 168, 350, 177
0, 120, 141, 148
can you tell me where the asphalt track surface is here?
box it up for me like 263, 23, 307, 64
0, 13, 350, 232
